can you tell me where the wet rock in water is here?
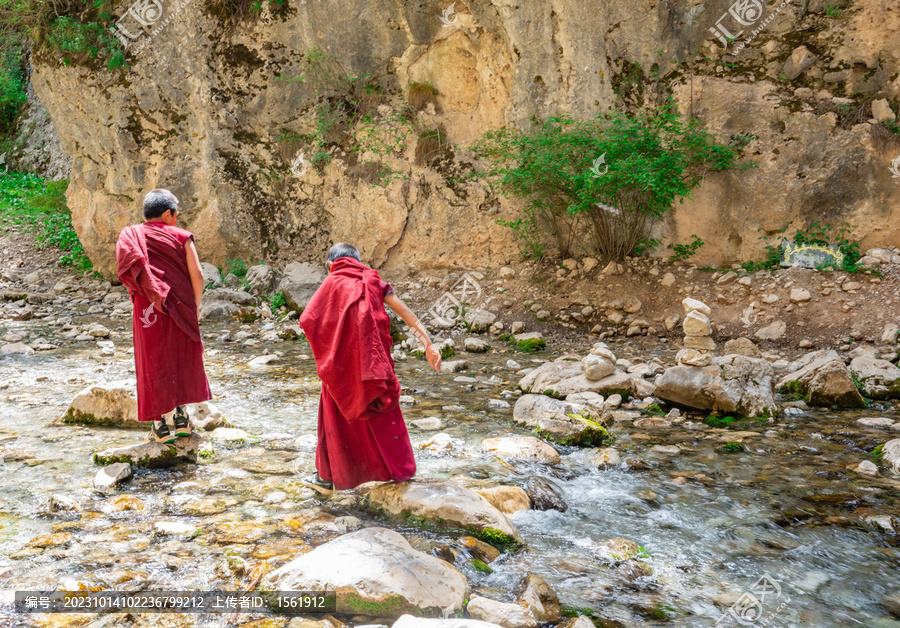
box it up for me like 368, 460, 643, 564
60, 382, 139, 428
522, 477, 568, 512
86, 323, 111, 338
515, 575, 560, 622
882, 439, 900, 473
410, 417, 443, 431
248, 354, 281, 368
392, 616, 503, 628
513, 394, 611, 446
556, 618, 595, 628
564, 392, 605, 413
209, 427, 254, 445
280, 262, 327, 312
467, 596, 538, 628
655, 355, 776, 417
464, 337, 489, 353
776, 357, 865, 408
185, 401, 229, 430
42, 494, 81, 517
594, 447, 621, 469
441, 360, 469, 373
487, 399, 510, 411
857, 417, 895, 429
518, 361, 632, 399
633, 417, 671, 429
154, 521, 199, 538
199, 300, 238, 321
93, 462, 132, 490
481, 436, 561, 465
0, 342, 34, 355
853, 460, 879, 476
723, 337, 762, 358
849, 356, 900, 399
263, 527, 469, 616
464, 310, 496, 333
200, 262, 222, 288
93, 432, 208, 468
420, 432, 454, 453
244, 264, 276, 295
476, 486, 531, 515
367, 479, 521, 543
881, 593, 900, 619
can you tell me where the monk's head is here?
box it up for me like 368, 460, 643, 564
143, 189, 179, 226
325, 242, 360, 273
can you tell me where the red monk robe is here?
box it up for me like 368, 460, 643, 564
299, 257, 416, 489
116, 221, 211, 421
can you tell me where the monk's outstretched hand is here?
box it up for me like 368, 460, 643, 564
425, 344, 442, 372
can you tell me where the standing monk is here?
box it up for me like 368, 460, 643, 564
299, 243, 441, 495
115, 189, 211, 444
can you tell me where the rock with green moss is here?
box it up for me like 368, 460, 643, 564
59, 382, 140, 428
849, 356, 900, 400
92, 433, 209, 468
367, 479, 522, 544
776, 356, 865, 408
513, 394, 612, 447
261, 527, 469, 617
512, 332, 546, 352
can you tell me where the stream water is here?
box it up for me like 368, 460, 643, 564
0, 308, 898, 628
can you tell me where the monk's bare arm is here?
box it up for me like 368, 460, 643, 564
384, 293, 441, 371
185, 239, 204, 318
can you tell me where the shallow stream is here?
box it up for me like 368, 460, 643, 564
0, 308, 898, 628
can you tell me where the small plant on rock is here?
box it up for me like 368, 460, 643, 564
668, 234, 705, 262
407, 82, 438, 110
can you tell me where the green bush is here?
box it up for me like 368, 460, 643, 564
668, 234, 705, 262
473, 99, 748, 260
0, 32, 26, 134
0, 1, 125, 71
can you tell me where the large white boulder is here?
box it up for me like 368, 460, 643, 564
392, 615, 503, 628
263, 527, 469, 617
367, 480, 520, 543
518, 361, 632, 398
279, 262, 327, 312
849, 356, 900, 399
777, 357, 865, 407
655, 355, 777, 417
60, 382, 139, 428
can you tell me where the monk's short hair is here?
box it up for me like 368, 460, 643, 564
326, 242, 361, 264
143, 189, 179, 220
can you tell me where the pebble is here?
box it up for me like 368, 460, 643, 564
410, 418, 443, 431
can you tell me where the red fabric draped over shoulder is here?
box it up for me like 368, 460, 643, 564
299, 257, 415, 489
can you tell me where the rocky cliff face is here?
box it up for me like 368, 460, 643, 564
29, 0, 900, 277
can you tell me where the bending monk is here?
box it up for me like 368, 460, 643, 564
115, 189, 211, 444
299, 243, 441, 495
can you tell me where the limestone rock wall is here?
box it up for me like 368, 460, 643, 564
27, 0, 900, 277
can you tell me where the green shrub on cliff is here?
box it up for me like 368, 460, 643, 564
472, 99, 750, 260
0, 0, 124, 71
0, 32, 26, 134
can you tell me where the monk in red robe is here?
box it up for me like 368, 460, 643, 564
115, 189, 211, 444
299, 243, 441, 495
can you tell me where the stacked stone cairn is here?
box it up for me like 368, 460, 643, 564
676, 298, 715, 367
582, 343, 617, 380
